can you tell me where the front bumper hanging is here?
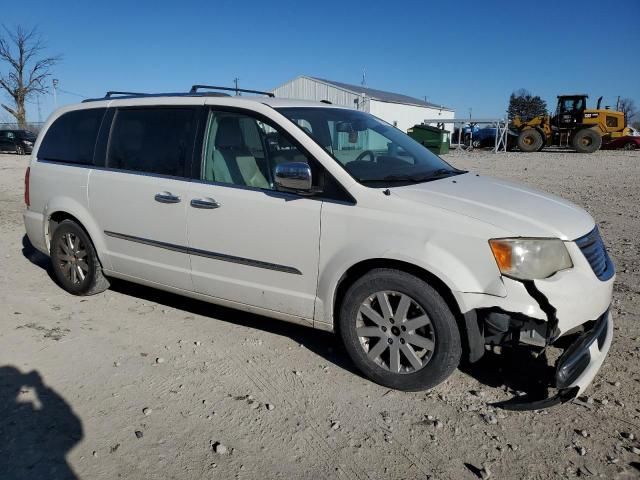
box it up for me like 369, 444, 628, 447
495, 310, 613, 411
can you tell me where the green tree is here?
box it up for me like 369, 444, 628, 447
508, 89, 548, 121
0, 25, 60, 128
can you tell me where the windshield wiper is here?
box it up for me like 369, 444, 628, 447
360, 169, 466, 184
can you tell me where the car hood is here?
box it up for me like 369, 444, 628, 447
392, 173, 594, 240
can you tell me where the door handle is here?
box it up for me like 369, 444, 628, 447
190, 198, 220, 209
154, 192, 181, 204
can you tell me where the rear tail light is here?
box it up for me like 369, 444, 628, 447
24, 167, 30, 207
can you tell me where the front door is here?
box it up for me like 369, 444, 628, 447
185, 109, 322, 319
89, 106, 199, 291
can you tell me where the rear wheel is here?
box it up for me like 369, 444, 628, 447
338, 269, 462, 391
572, 128, 602, 153
50, 219, 110, 295
623, 141, 637, 151
517, 129, 544, 152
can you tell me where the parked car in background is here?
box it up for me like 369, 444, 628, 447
451, 124, 517, 150
0, 129, 37, 155
601, 136, 640, 150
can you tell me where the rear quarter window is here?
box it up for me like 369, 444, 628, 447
38, 108, 106, 164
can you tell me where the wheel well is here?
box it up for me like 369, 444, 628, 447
333, 258, 464, 334
48, 211, 107, 270
48, 211, 83, 241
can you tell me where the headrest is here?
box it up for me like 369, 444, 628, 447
215, 117, 245, 149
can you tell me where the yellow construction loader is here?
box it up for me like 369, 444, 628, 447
513, 95, 631, 153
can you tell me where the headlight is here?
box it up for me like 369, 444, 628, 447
489, 238, 573, 280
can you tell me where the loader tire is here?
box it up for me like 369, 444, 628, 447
517, 129, 543, 152
572, 129, 602, 153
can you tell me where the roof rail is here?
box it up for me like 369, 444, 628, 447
82, 90, 232, 103
105, 91, 148, 98
190, 84, 275, 97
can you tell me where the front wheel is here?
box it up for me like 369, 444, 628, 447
50, 219, 110, 295
16, 145, 25, 155
517, 129, 544, 152
338, 269, 462, 391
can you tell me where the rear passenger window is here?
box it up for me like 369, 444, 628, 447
107, 108, 195, 177
38, 108, 105, 164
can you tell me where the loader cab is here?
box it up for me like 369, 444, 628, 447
553, 95, 588, 128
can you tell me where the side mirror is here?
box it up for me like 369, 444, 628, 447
274, 162, 313, 194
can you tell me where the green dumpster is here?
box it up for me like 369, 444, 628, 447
407, 124, 450, 155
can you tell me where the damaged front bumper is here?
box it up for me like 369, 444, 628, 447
454, 229, 615, 409
555, 310, 613, 396
495, 310, 613, 410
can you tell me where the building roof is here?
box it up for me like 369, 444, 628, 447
307, 76, 452, 111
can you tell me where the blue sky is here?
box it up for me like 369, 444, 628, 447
2, 0, 639, 123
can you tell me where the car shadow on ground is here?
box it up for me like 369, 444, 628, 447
0, 366, 83, 480
459, 347, 557, 403
109, 278, 363, 377
21, 235, 58, 284
21, 234, 557, 402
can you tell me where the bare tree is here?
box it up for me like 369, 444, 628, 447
0, 25, 60, 128
618, 98, 637, 125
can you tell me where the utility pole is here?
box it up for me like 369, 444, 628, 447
469, 107, 472, 120
36, 94, 42, 123
361, 69, 366, 87
233, 77, 239, 96
52, 79, 59, 107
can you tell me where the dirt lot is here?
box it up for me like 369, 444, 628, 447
1, 149, 639, 479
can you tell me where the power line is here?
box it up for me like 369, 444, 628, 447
58, 88, 87, 99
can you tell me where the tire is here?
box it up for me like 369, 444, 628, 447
517, 129, 544, 152
572, 128, 602, 153
16, 145, 25, 155
623, 142, 637, 151
50, 219, 110, 295
338, 268, 462, 391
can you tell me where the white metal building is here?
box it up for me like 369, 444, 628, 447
271, 76, 455, 132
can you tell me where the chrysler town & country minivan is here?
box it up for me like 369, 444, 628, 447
23, 86, 614, 407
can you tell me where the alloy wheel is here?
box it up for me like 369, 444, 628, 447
56, 232, 89, 285
356, 291, 435, 374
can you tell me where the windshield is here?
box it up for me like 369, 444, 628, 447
276, 107, 464, 187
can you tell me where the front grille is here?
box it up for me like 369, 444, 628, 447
575, 227, 614, 281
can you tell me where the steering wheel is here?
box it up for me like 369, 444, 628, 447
355, 150, 376, 162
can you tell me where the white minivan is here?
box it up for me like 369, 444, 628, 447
23, 86, 614, 408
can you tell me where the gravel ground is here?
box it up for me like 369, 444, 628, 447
1, 149, 639, 479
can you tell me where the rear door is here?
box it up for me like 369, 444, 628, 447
184, 107, 322, 319
88, 105, 200, 291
